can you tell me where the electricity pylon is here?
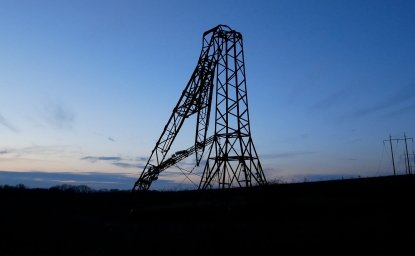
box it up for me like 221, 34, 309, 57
132, 25, 267, 191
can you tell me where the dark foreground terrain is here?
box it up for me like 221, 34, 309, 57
1, 175, 415, 255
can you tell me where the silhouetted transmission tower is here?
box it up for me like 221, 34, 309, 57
133, 25, 267, 191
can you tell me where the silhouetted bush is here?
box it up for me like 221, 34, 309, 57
0, 183, 27, 190
49, 184, 93, 193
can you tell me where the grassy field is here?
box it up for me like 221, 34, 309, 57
1, 175, 414, 255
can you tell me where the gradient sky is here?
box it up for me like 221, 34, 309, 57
1, 0, 415, 190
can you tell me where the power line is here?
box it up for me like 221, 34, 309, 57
383, 133, 413, 175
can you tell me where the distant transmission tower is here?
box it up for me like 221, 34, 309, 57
133, 25, 267, 191
383, 133, 414, 175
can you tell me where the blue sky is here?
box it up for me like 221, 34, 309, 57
1, 0, 415, 190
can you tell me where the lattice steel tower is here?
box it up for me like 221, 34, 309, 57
133, 25, 267, 191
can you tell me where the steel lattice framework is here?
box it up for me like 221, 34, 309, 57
133, 25, 267, 191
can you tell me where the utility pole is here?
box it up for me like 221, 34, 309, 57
384, 133, 414, 176
409, 152, 415, 175
409, 151, 415, 175
403, 133, 413, 175
412, 151, 415, 174
384, 134, 397, 175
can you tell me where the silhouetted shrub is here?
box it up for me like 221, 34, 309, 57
49, 184, 93, 193
0, 184, 27, 190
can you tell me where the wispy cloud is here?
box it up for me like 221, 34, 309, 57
0, 113, 19, 132
108, 137, 115, 142
81, 156, 122, 162
44, 102, 74, 129
309, 89, 349, 111
261, 151, 315, 159
3, 145, 81, 159
136, 156, 148, 161
0, 171, 136, 190
112, 162, 144, 169
349, 84, 415, 119
276, 133, 310, 144
382, 102, 415, 118
0, 171, 190, 190
80, 155, 146, 169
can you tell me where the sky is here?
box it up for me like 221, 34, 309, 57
1, 0, 415, 190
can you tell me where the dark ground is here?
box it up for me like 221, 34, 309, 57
1, 175, 414, 255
